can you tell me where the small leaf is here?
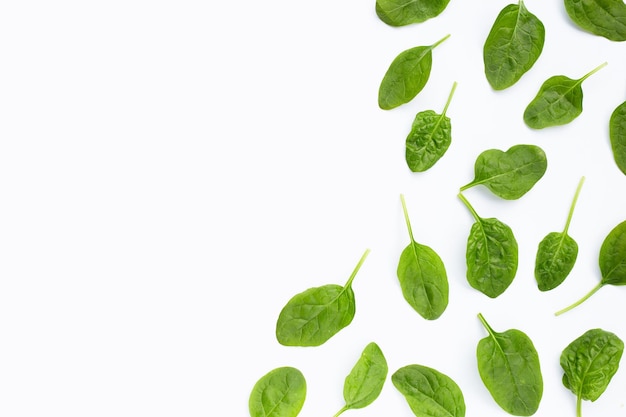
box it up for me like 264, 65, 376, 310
375, 0, 450, 27
392, 364, 466, 417
249, 367, 306, 417
405, 82, 457, 172
564, 0, 626, 41
476, 313, 543, 416
378, 34, 450, 110
275, 250, 370, 346
610, 100, 626, 175
524, 62, 607, 129
460, 144, 547, 200
483, 0, 545, 90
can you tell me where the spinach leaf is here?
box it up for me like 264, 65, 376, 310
275, 249, 370, 346
560, 329, 624, 417
458, 193, 518, 298
397, 194, 449, 319
406, 82, 457, 172
249, 367, 306, 417
375, 0, 450, 27
460, 144, 547, 200
392, 364, 465, 417
378, 34, 450, 110
610, 100, 626, 175
523, 62, 607, 129
334, 342, 388, 417
476, 313, 543, 416
564, 0, 626, 41
556, 220, 626, 315
535, 177, 585, 291
483, 1, 545, 90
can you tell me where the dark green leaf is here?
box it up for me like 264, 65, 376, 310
334, 342, 388, 417
460, 144, 547, 200
397, 195, 449, 319
564, 0, 626, 41
610, 100, 626, 175
523, 62, 607, 129
476, 313, 543, 416
275, 250, 370, 346
535, 177, 585, 291
561, 328, 623, 413
405, 82, 457, 172
375, 0, 450, 27
378, 35, 449, 110
459, 193, 518, 298
392, 364, 466, 417
483, 1, 545, 90
249, 367, 306, 417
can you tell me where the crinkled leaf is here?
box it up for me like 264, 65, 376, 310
600, 219, 626, 285
610, 100, 626, 175
564, 0, 626, 41
375, 0, 450, 27
249, 367, 306, 417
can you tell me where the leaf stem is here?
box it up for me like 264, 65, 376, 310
458, 192, 481, 222
554, 282, 603, 316
563, 176, 585, 235
576, 394, 582, 417
477, 313, 496, 338
431, 33, 451, 49
400, 194, 415, 243
441, 81, 457, 116
344, 249, 371, 289
579, 62, 607, 83
333, 405, 348, 417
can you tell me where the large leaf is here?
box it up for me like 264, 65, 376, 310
564, 0, 626, 41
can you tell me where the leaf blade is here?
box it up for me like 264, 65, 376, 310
249, 367, 307, 417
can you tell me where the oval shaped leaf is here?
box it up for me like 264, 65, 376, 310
461, 144, 547, 200
477, 313, 543, 416
609, 100, 626, 175
275, 250, 370, 346
392, 364, 465, 417
405, 82, 457, 172
564, 0, 626, 41
523, 62, 607, 129
375, 0, 450, 27
561, 329, 624, 404
378, 35, 449, 110
483, 1, 545, 90
600, 219, 626, 285
249, 367, 307, 417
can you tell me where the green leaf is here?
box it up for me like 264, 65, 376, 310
378, 34, 450, 110
610, 100, 626, 175
460, 144, 547, 200
556, 220, 626, 315
392, 364, 466, 417
560, 329, 624, 416
397, 194, 449, 319
476, 313, 543, 416
564, 0, 626, 41
459, 193, 518, 298
535, 177, 585, 291
334, 342, 388, 417
523, 62, 607, 129
375, 0, 450, 27
275, 250, 370, 346
249, 367, 306, 417
483, 0, 545, 90
405, 82, 457, 172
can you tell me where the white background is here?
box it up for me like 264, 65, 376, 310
1, 0, 626, 416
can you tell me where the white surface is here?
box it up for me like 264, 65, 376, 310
1, 1, 626, 416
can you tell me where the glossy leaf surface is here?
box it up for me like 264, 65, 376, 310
477, 313, 543, 416
561, 329, 624, 415
406, 82, 457, 172
459, 193, 518, 298
397, 195, 449, 319
483, 1, 545, 90
392, 364, 465, 417
378, 35, 449, 110
610, 100, 626, 175
461, 144, 547, 200
249, 367, 306, 417
564, 0, 626, 41
535, 177, 585, 291
334, 342, 388, 417
375, 0, 450, 27
524, 63, 606, 129
276, 250, 370, 346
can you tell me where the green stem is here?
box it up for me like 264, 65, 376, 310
344, 249, 371, 289
400, 194, 415, 243
431, 33, 451, 49
563, 176, 585, 235
477, 313, 495, 338
441, 81, 457, 116
554, 282, 603, 316
458, 192, 481, 223
579, 62, 607, 83
576, 394, 582, 417
333, 405, 348, 417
